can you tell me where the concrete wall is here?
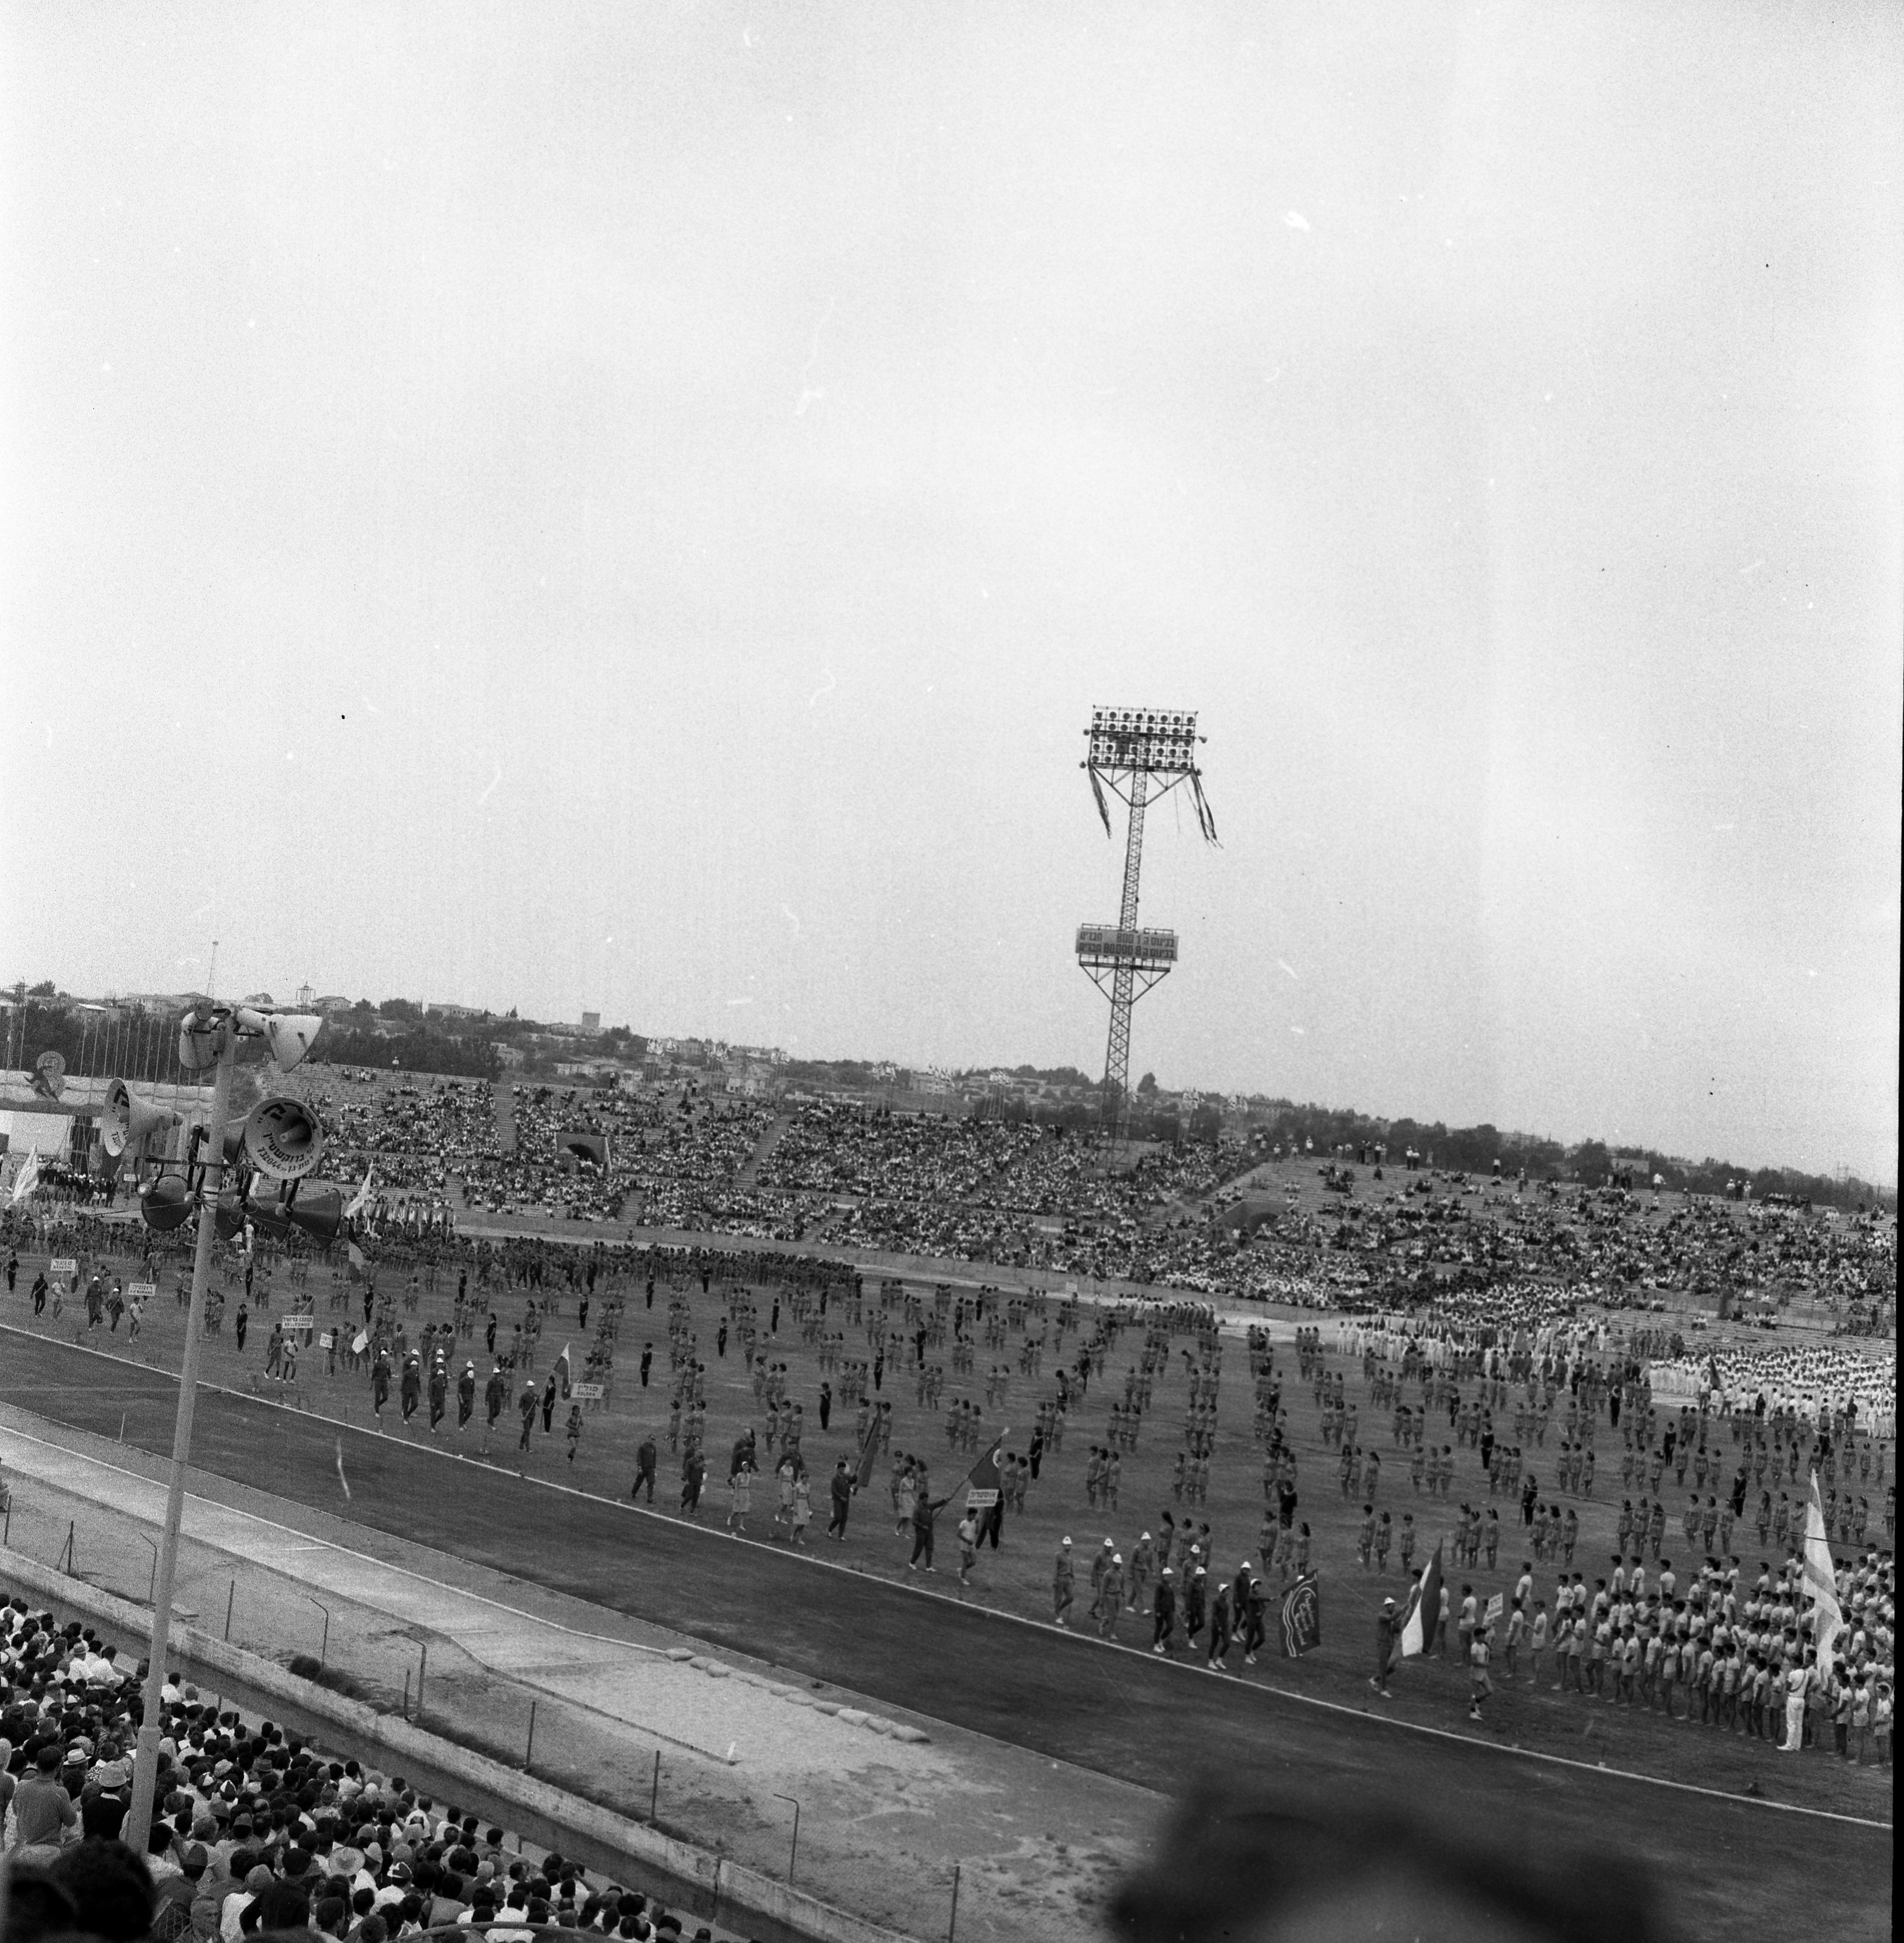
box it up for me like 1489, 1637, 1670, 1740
0, 1546, 912, 1943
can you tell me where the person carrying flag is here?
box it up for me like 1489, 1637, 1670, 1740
1395, 1535, 1447, 1680
827, 1457, 853, 1540
909, 1483, 953, 1570
1372, 1597, 1398, 1696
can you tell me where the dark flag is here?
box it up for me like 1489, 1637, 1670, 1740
855, 1421, 881, 1491
1087, 763, 1113, 837
963, 1431, 1007, 1516
1279, 1573, 1321, 1657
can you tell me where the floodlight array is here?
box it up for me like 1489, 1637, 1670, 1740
1086, 706, 1200, 774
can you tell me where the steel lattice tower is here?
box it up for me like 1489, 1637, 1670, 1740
1076, 707, 1217, 1141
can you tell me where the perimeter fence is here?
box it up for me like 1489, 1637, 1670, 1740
0, 1480, 1109, 1943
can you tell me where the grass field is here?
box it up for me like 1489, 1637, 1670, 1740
0, 1324, 1890, 1943
0, 1164, 1892, 1939
6, 1164, 1891, 1803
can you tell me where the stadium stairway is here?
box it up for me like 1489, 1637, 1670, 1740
734, 1110, 794, 1189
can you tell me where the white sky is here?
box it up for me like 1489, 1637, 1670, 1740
2, 2, 1899, 1181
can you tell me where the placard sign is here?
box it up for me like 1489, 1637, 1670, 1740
49, 1258, 78, 1276
129, 1283, 157, 1303
571, 1382, 606, 1400
281, 1314, 315, 1334
318, 1333, 335, 1350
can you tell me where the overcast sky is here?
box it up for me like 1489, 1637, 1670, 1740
3, 3, 1898, 1181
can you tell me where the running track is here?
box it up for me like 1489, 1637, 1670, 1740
0, 1331, 1888, 1940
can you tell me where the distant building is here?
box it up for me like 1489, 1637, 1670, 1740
581, 1011, 601, 1032
427, 1001, 488, 1021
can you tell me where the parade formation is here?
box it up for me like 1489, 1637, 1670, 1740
3, 1071, 1892, 1799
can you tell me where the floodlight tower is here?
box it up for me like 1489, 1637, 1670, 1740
1076, 706, 1217, 1141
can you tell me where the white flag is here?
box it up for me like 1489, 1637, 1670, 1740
10, 1150, 43, 1206
1801, 1471, 1844, 1677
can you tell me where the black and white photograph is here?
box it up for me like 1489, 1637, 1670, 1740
1, 6, 1896, 1941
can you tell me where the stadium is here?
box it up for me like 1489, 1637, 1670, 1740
2, 8, 1897, 1943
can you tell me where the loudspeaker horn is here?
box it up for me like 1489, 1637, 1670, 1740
250, 1181, 345, 1247
243, 1095, 324, 1179
233, 1008, 325, 1073
139, 1174, 194, 1234
102, 1077, 183, 1158
177, 1005, 227, 1071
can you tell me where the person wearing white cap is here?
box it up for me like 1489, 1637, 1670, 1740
1095, 1555, 1125, 1639
1153, 1567, 1178, 1654
1129, 1530, 1155, 1612
1090, 1537, 1116, 1606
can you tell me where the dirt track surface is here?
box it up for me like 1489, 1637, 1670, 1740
0, 1327, 1890, 1943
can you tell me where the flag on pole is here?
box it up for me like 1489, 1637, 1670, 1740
1399, 1539, 1444, 1658
345, 1168, 374, 1219
556, 1343, 573, 1399
963, 1432, 1007, 1514
854, 1421, 881, 1491
9, 1150, 43, 1206
1087, 763, 1112, 837
1279, 1573, 1321, 1656
1802, 1469, 1844, 1677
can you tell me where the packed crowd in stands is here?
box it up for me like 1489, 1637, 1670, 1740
315, 1081, 499, 1202
9, 1063, 1895, 1325
0, 1588, 723, 1942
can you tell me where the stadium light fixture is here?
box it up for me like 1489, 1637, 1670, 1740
1076, 706, 1217, 1141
